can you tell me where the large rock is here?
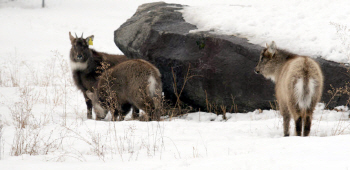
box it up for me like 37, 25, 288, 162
114, 2, 349, 112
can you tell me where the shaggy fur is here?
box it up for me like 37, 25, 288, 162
69, 32, 128, 119
86, 59, 162, 121
255, 41, 323, 136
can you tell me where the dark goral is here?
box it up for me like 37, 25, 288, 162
69, 32, 128, 119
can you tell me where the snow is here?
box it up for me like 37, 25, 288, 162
181, 0, 350, 63
0, 0, 350, 169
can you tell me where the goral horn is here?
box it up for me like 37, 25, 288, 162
75, 33, 78, 38
81, 33, 83, 38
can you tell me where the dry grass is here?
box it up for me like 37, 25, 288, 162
0, 70, 3, 87
0, 51, 76, 158
331, 114, 350, 136
167, 64, 198, 119
0, 51, 179, 160
2, 42, 348, 163
205, 92, 239, 120
60, 121, 170, 162
331, 22, 350, 112
0, 115, 3, 160
331, 22, 350, 62
9, 87, 39, 129
8, 85, 65, 156
2, 53, 20, 87
96, 62, 123, 121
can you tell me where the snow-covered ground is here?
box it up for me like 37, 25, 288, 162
0, 0, 350, 169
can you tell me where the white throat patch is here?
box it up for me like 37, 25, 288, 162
70, 60, 88, 71
148, 75, 157, 97
266, 75, 276, 82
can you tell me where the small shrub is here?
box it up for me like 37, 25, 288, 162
9, 86, 38, 129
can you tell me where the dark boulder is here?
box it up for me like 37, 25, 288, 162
114, 2, 349, 112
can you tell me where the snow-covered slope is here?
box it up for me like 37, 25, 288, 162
182, 0, 350, 63
0, 0, 349, 170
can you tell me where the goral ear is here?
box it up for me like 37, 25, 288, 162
267, 41, 277, 56
69, 32, 75, 44
85, 35, 94, 44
